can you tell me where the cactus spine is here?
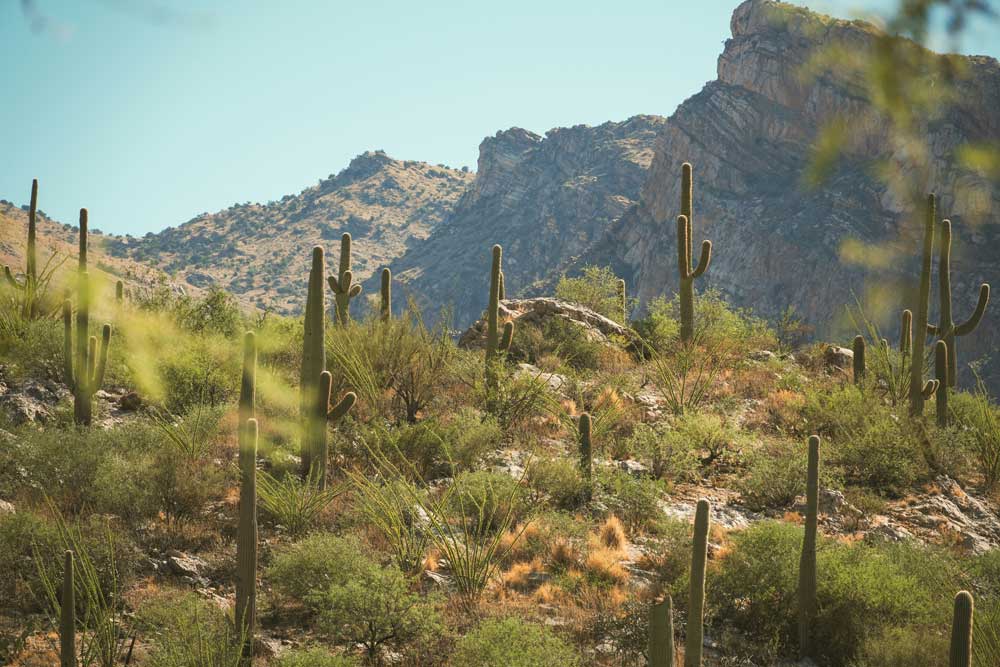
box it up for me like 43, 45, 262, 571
4, 179, 38, 296
949, 590, 974, 667
300, 247, 326, 478
60, 549, 76, 667
328, 233, 361, 325
936, 340, 950, 428
798, 435, 820, 660
63, 209, 111, 426
930, 218, 990, 387
686, 499, 710, 667
313, 370, 356, 489
236, 415, 257, 666
485, 245, 514, 392
677, 163, 712, 345
909, 195, 939, 417
380, 268, 392, 321
579, 412, 593, 500
648, 595, 675, 667
852, 335, 866, 385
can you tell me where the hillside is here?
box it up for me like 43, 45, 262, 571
107, 152, 474, 313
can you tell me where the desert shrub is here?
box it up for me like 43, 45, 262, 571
627, 422, 699, 482
527, 457, 589, 510
149, 449, 226, 524
850, 626, 948, 667
312, 560, 442, 664
597, 469, 664, 533
137, 286, 243, 337
480, 361, 554, 432
452, 617, 580, 667
801, 384, 872, 439
711, 521, 942, 666
555, 265, 628, 323
138, 588, 243, 667
507, 316, 605, 371
673, 411, 739, 465
349, 474, 431, 574
736, 437, 839, 511
274, 647, 359, 667
0, 316, 63, 380
950, 375, 1000, 490
834, 415, 928, 494
157, 337, 239, 413
634, 289, 774, 354
267, 533, 369, 613
257, 470, 343, 537
448, 470, 529, 533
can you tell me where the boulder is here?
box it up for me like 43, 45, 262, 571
823, 345, 854, 370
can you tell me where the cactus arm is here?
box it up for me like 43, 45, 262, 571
338, 233, 352, 280
936, 341, 949, 428
328, 391, 356, 423
923, 379, 940, 400
852, 335, 866, 385
348, 283, 362, 298
91, 324, 111, 391
690, 240, 712, 279
499, 321, 514, 353
62, 300, 75, 389
927, 323, 939, 336
949, 591, 974, 667
677, 216, 692, 280
86, 336, 97, 390
327, 275, 341, 293
498, 271, 506, 301
954, 284, 990, 336
3, 266, 19, 287
900, 310, 913, 357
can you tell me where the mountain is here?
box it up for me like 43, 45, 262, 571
590, 0, 1000, 387
108, 151, 474, 313
382, 116, 666, 324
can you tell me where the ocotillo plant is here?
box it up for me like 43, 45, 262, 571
300, 247, 326, 478
686, 499, 710, 667
60, 550, 75, 667
949, 590, 974, 667
328, 233, 362, 325
485, 245, 514, 393
579, 412, 593, 501
63, 209, 111, 426
853, 335, 866, 385
798, 435, 820, 660
936, 340, 950, 428
312, 370, 356, 489
648, 595, 675, 667
677, 163, 712, 345
617, 278, 627, 324
910, 195, 940, 417
236, 417, 258, 667
929, 218, 990, 387
380, 268, 392, 321
4, 178, 38, 293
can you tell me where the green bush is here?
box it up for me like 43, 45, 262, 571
626, 422, 699, 482
273, 648, 359, 667
157, 337, 240, 413
555, 265, 627, 323
527, 457, 589, 510
449, 470, 529, 533
834, 415, 928, 494
452, 617, 580, 667
711, 521, 941, 666
633, 289, 774, 354
138, 588, 243, 667
950, 378, 1000, 490
267, 534, 369, 613
673, 411, 739, 465
370, 411, 501, 481
313, 561, 442, 664
736, 438, 840, 511
597, 469, 664, 533
507, 316, 605, 371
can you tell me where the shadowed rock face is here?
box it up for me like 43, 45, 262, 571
380, 116, 666, 326
591, 0, 1000, 388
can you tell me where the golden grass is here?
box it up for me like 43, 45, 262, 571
597, 515, 627, 551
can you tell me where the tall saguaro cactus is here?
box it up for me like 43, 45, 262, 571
579, 412, 593, 501
485, 245, 514, 392
649, 595, 675, 667
677, 163, 712, 344
60, 550, 76, 667
328, 233, 361, 325
949, 590, 974, 667
4, 178, 38, 294
380, 268, 392, 321
936, 340, 950, 428
798, 435, 820, 660
686, 499, 710, 667
300, 248, 326, 478
63, 209, 111, 426
236, 417, 258, 666
852, 336, 866, 385
929, 218, 990, 387
909, 195, 940, 417
312, 370, 356, 489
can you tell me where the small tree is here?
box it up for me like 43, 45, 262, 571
556, 265, 629, 323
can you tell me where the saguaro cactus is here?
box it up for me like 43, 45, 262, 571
852, 335, 866, 385
60, 550, 75, 667
949, 590, 974, 667
798, 435, 820, 660
677, 163, 712, 344
236, 417, 258, 666
929, 218, 990, 388
900, 309, 913, 358
936, 340, 950, 428
485, 245, 514, 392
579, 412, 593, 500
910, 195, 940, 417
649, 595, 675, 667
380, 268, 392, 321
63, 209, 111, 426
4, 178, 38, 294
312, 370, 356, 488
328, 233, 361, 325
686, 499, 710, 667
300, 247, 326, 478
617, 278, 627, 324
115, 280, 124, 306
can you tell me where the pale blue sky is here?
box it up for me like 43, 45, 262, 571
2, 0, 997, 235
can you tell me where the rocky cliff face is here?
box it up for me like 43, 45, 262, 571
108, 151, 473, 313
382, 116, 665, 325
592, 0, 1000, 386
